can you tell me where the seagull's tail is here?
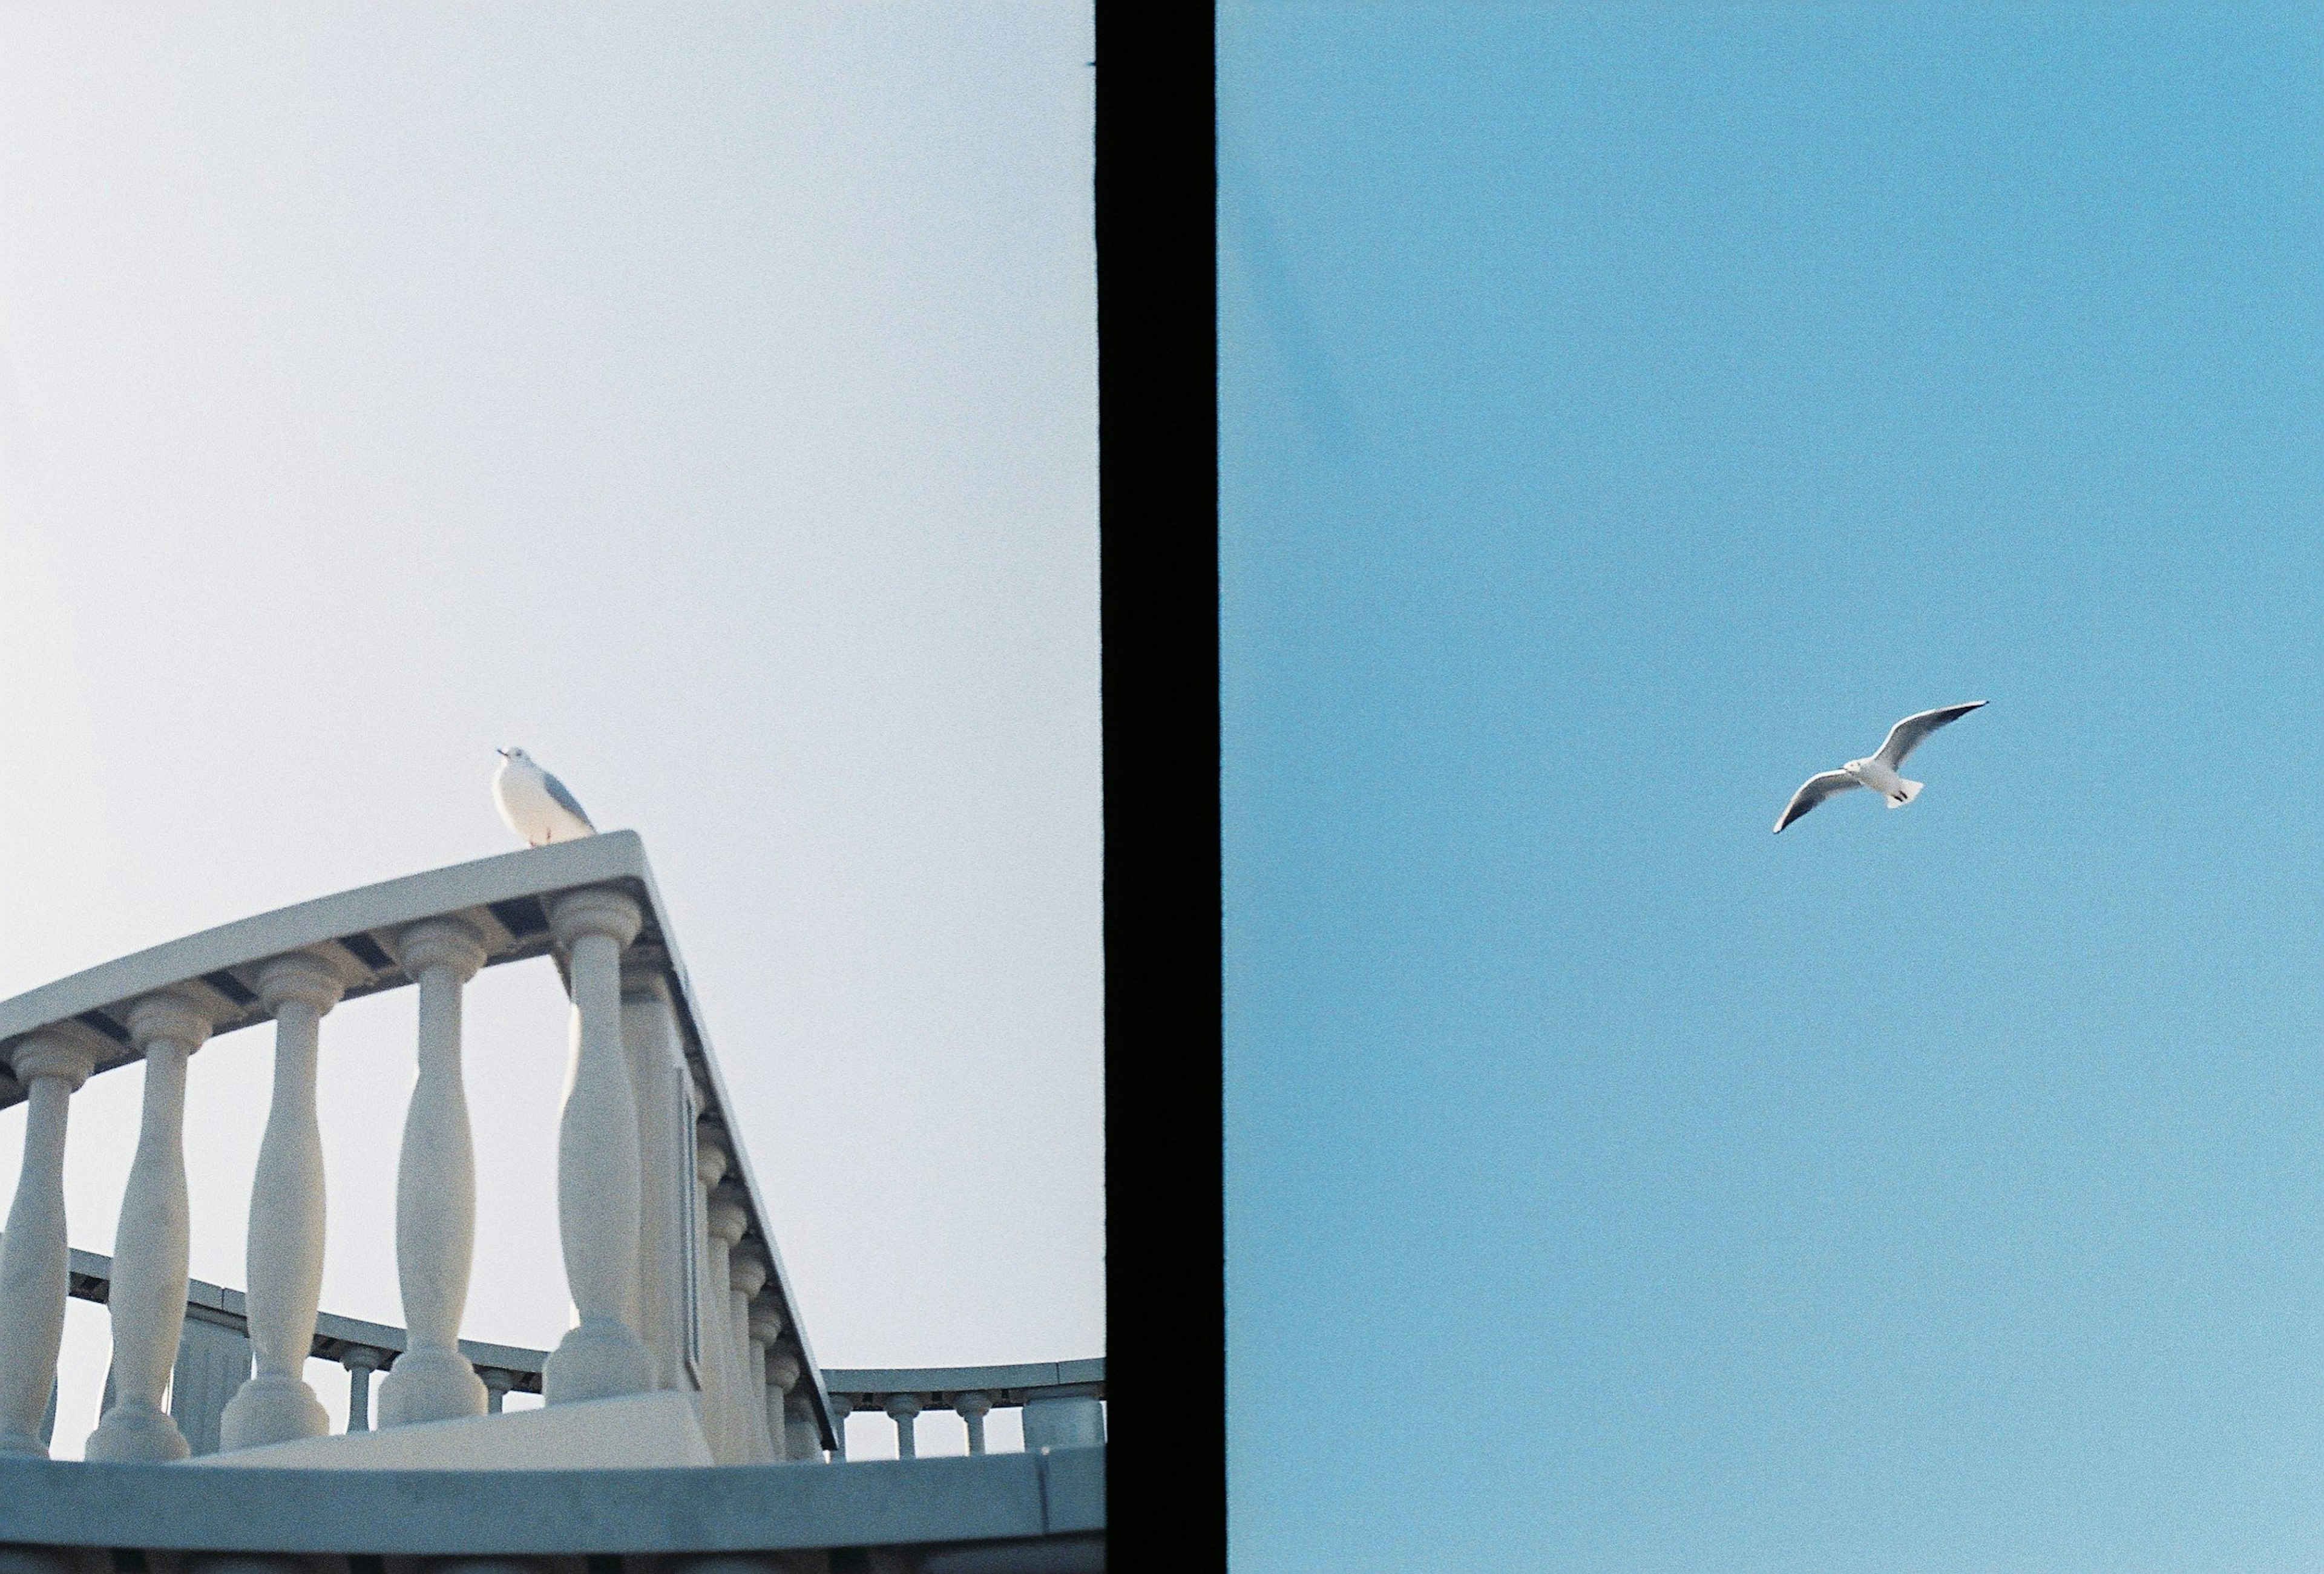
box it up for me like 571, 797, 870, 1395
1886, 778, 1923, 807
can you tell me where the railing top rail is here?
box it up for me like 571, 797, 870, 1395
0, 833, 834, 1440
822, 1360, 1106, 1405
0, 833, 651, 1067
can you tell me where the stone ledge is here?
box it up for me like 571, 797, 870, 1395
0, 1447, 1101, 1556
182, 1391, 712, 1471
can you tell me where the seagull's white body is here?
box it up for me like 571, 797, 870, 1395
1774, 702, 1986, 833
493, 747, 596, 847
1842, 755, 1915, 804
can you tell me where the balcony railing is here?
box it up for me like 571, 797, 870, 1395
0, 834, 831, 1464
31, 1244, 1106, 1467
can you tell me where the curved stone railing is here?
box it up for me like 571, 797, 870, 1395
36, 1247, 1105, 1472
822, 1361, 1107, 1460
0, 1445, 1106, 1568
0, 833, 834, 1466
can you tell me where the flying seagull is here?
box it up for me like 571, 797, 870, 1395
494, 747, 597, 847
1774, 702, 1987, 834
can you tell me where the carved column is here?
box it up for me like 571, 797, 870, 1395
785, 1391, 821, 1463
0, 1035, 98, 1456
621, 965, 693, 1390
704, 1184, 750, 1461
220, 951, 346, 1450
885, 1394, 922, 1460
727, 1245, 770, 1461
343, 1347, 382, 1432
87, 992, 212, 1461
764, 1347, 801, 1463
827, 1392, 852, 1461
542, 888, 651, 1403
955, 1391, 993, 1456
377, 919, 490, 1426
747, 1297, 784, 1462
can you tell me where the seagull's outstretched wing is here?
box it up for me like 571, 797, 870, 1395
542, 770, 596, 830
1774, 770, 1864, 833
1873, 701, 1986, 771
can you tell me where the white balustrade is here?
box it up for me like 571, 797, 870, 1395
828, 1393, 852, 1461
727, 1245, 770, 1461
885, 1394, 922, 1460
955, 1391, 993, 1456
543, 888, 652, 1405
221, 951, 347, 1449
784, 1390, 820, 1464
343, 1348, 382, 1432
764, 1349, 800, 1463
1022, 1394, 1106, 1449
376, 919, 490, 1426
86, 991, 212, 1461
0, 853, 836, 1471
747, 1297, 784, 1462
620, 965, 695, 1391
0, 1035, 98, 1457
703, 1183, 750, 1462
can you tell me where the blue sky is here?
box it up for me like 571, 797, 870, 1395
1222, 6, 2324, 1569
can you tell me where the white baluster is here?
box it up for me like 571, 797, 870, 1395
376, 919, 490, 1426
691, 1123, 734, 1454
220, 950, 346, 1450
342, 1347, 381, 1432
87, 992, 212, 1461
703, 1184, 749, 1462
827, 1392, 852, 1461
764, 1347, 800, 1463
543, 888, 651, 1404
747, 1298, 784, 1461
955, 1391, 993, 1456
727, 1245, 770, 1461
885, 1393, 922, 1459
786, 1393, 822, 1463
481, 1368, 513, 1414
0, 1035, 98, 1457
620, 964, 692, 1390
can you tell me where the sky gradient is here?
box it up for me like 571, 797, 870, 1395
1224, 6, 2324, 1570
0, 2, 1098, 1460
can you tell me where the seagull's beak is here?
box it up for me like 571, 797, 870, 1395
496, 747, 511, 758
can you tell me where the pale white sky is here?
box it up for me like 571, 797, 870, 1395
0, 2, 1098, 1460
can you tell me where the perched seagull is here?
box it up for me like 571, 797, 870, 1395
1774, 702, 1987, 834
494, 747, 597, 847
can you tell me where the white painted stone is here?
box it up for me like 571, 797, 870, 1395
784, 1392, 822, 1464
695, 1126, 740, 1462
827, 1392, 855, 1461
747, 1299, 784, 1463
341, 1346, 382, 1432
542, 888, 652, 1405
885, 1394, 922, 1460
87, 991, 212, 1462
954, 1391, 993, 1457
184, 1389, 713, 1471
620, 966, 695, 1392
0, 1034, 97, 1457
376, 919, 491, 1428
704, 1185, 750, 1463
729, 1247, 771, 1462
764, 1348, 801, 1464
1022, 1394, 1106, 1450
220, 951, 346, 1451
